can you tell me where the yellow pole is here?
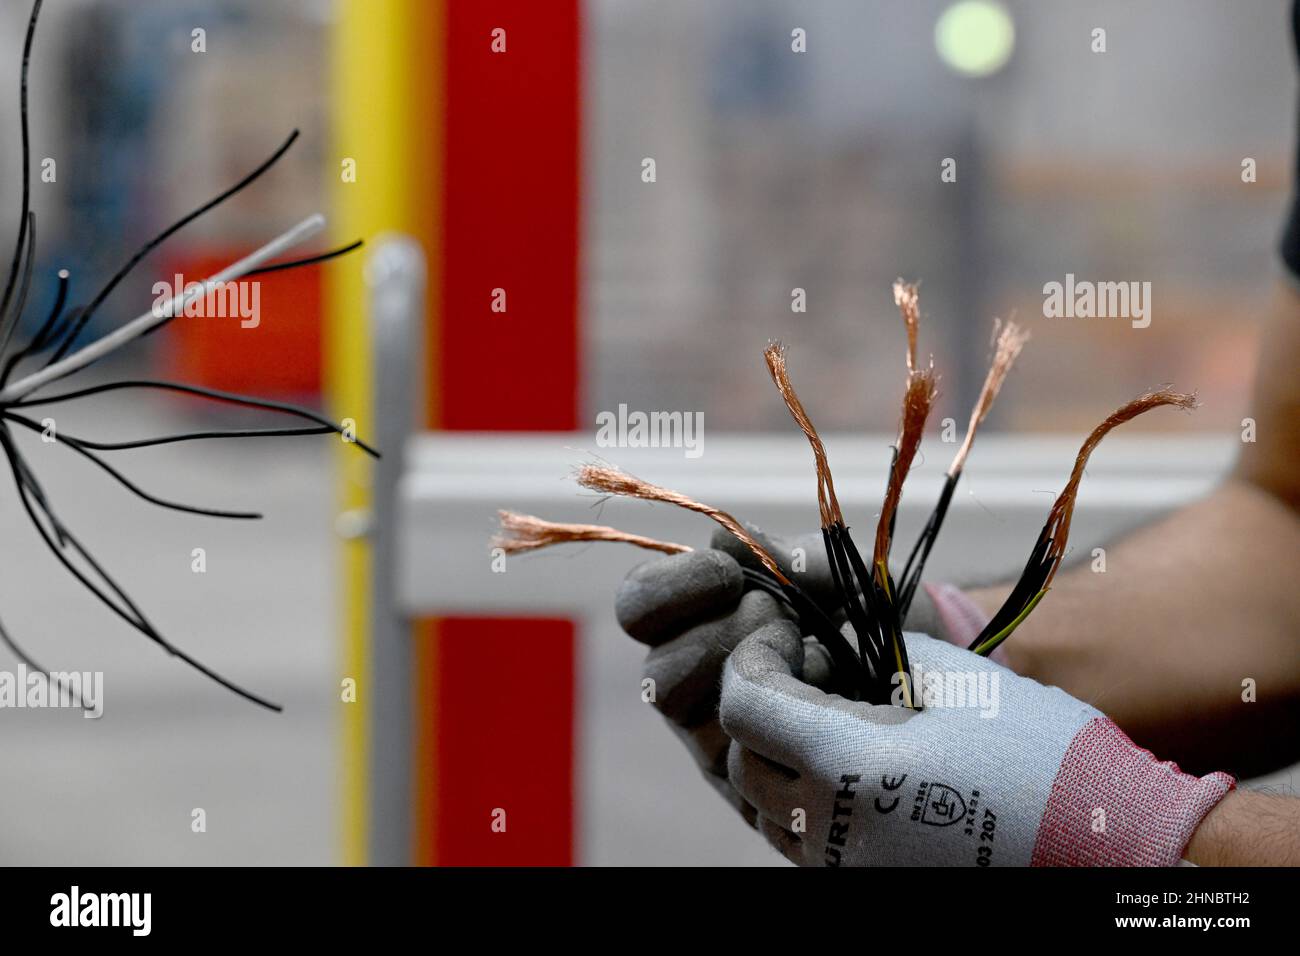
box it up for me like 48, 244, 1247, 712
328, 0, 442, 866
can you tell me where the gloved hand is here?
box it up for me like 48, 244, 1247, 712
720, 620, 1235, 866
614, 526, 836, 820
614, 524, 989, 819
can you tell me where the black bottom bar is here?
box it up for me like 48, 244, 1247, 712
1, 864, 1288, 941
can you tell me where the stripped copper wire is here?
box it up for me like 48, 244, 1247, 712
873, 366, 937, 574
896, 319, 1027, 617
762, 339, 918, 705
1040, 387, 1197, 586
968, 386, 1198, 657
864, 365, 936, 711
574, 464, 789, 584
949, 319, 1029, 476
764, 341, 842, 527
893, 279, 920, 374
498, 274, 1195, 704
573, 464, 868, 691
493, 510, 690, 556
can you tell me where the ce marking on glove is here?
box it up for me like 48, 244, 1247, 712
874, 773, 908, 814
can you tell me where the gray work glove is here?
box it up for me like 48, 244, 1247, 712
613, 524, 962, 820
719, 620, 1235, 867
613, 527, 837, 820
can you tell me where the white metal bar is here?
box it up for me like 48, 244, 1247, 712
0, 214, 326, 403
364, 236, 426, 867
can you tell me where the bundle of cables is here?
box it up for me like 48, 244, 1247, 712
0, 0, 375, 712
495, 280, 1196, 707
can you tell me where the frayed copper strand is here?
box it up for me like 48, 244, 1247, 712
949, 319, 1029, 475
874, 367, 938, 573
575, 464, 790, 584
893, 279, 921, 373
493, 510, 690, 556
763, 341, 843, 528
1042, 387, 1197, 584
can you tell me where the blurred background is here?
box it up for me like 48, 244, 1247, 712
590, 0, 1286, 432
0, 0, 1292, 865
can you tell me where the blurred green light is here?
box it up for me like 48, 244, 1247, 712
935, 1, 1015, 78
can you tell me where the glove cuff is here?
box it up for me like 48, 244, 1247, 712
1031, 717, 1235, 866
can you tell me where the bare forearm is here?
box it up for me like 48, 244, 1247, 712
1185, 789, 1300, 866
965, 283, 1300, 775
967, 479, 1300, 776
1236, 282, 1300, 510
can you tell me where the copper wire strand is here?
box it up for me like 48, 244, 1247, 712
574, 464, 790, 584
492, 510, 690, 556
873, 366, 937, 572
1041, 387, 1197, 585
894, 320, 1026, 619
893, 279, 921, 374
763, 341, 843, 527
948, 319, 1030, 475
